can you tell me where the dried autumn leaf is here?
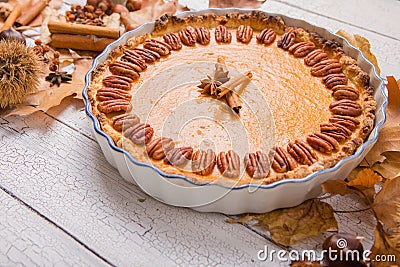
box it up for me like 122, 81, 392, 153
371, 177, 400, 266
347, 168, 382, 187
364, 76, 400, 179
321, 179, 356, 196
370, 224, 400, 267
372, 152, 400, 180
227, 199, 338, 246
373, 177, 400, 230
336, 29, 381, 75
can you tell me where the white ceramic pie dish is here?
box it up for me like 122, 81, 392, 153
83, 8, 387, 215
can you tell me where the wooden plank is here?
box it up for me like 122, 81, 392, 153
272, 0, 400, 41
0, 113, 286, 266
263, 0, 400, 75
0, 189, 107, 266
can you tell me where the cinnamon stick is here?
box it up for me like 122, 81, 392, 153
50, 33, 115, 51
0, 4, 22, 31
217, 71, 252, 99
226, 91, 242, 114
48, 21, 121, 39
15, 0, 48, 26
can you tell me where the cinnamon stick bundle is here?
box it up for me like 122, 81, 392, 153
48, 21, 121, 39
50, 33, 115, 51
217, 71, 252, 99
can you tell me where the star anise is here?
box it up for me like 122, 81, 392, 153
45, 71, 72, 87
197, 60, 230, 95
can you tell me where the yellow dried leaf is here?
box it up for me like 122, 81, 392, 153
229, 199, 338, 246
336, 30, 381, 74
347, 168, 382, 187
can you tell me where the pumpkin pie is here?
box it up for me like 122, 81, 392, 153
87, 11, 376, 186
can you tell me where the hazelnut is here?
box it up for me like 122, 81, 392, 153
126, 0, 141, 11
97, 0, 112, 12
84, 5, 95, 13
111, 4, 129, 15
86, 0, 100, 7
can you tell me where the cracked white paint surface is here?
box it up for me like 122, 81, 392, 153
0, 0, 399, 266
0, 190, 106, 266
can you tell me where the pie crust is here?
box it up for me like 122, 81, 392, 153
87, 11, 376, 186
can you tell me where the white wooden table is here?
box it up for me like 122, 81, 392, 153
1, 0, 399, 266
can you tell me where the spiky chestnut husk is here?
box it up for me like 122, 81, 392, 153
0, 39, 43, 108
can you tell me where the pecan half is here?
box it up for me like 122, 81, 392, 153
288, 41, 316, 57
179, 26, 197, 46
329, 115, 360, 131
307, 132, 339, 154
109, 61, 140, 80
236, 25, 253, 44
123, 123, 154, 145
272, 146, 298, 173
244, 151, 270, 179
146, 137, 174, 160
217, 150, 240, 178
322, 73, 348, 89
163, 33, 182, 50
332, 85, 359, 101
133, 48, 160, 63
320, 122, 352, 142
329, 99, 362, 117
277, 32, 295, 50
215, 25, 232, 43
287, 140, 318, 166
96, 87, 132, 102
304, 49, 328, 66
256, 28, 276, 45
143, 39, 171, 56
195, 26, 211, 45
310, 59, 342, 77
112, 113, 140, 132
164, 147, 193, 166
97, 99, 131, 114
102, 75, 133, 91
121, 50, 147, 71
191, 149, 216, 176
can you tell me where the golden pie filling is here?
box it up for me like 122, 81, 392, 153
88, 12, 376, 186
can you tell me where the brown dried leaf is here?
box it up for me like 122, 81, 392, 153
364, 76, 400, 179
228, 199, 338, 246
336, 29, 381, 75
321, 179, 356, 196
370, 224, 400, 267
372, 152, 400, 180
371, 177, 400, 266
